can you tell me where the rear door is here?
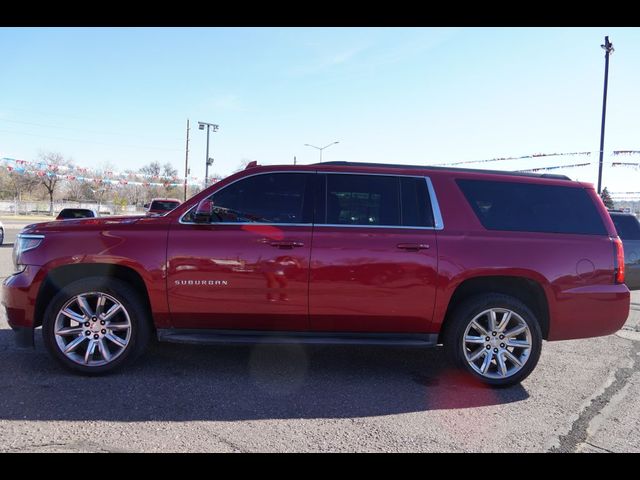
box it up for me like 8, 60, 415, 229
309, 173, 440, 333
167, 171, 315, 330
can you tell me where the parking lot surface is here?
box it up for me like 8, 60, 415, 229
1, 221, 639, 452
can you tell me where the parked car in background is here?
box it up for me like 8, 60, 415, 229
609, 210, 640, 290
56, 208, 98, 220
3, 162, 630, 387
145, 198, 182, 216
0, 220, 4, 245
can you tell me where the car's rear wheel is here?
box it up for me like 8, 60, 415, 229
42, 277, 151, 374
0, 227, 4, 245
443, 293, 542, 387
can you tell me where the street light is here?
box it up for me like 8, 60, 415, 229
198, 121, 219, 187
304, 141, 339, 163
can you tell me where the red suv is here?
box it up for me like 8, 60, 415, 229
2, 162, 630, 386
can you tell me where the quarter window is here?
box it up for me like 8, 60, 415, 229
457, 179, 607, 235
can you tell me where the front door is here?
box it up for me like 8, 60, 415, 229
167, 171, 315, 331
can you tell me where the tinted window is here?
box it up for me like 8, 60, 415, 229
194, 172, 311, 224
400, 177, 434, 227
150, 201, 180, 212
457, 179, 607, 235
325, 174, 400, 226
611, 214, 640, 240
58, 209, 95, 219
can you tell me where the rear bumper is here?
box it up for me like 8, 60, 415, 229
548, 284, 630, 341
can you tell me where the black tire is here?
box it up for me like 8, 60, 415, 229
0, 227, 4, 245
443, 293, 542, 387
42, 277, 151, 375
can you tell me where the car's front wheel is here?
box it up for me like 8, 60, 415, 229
42, 277, 151, 374
443, 293, 543, 387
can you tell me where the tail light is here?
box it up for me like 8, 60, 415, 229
612, 236, 625, 284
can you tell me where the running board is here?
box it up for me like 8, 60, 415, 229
157, 329, 439, 347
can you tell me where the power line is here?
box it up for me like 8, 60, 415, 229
0, 128, 182, 152
0, 118, 183, 143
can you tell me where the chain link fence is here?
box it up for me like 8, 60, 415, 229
0, 200, 143, 217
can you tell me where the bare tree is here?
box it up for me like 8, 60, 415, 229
2, 169, 40, 202
138, 161, 180, 203
37, 152, 73, 215
64, 178, 93, 203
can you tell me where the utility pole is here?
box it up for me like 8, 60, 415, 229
184, 119, 190, 201
294, 155, 297, 165
597, 36, 614, 194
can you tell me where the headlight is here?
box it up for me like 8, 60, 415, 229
12, 234, 44, 273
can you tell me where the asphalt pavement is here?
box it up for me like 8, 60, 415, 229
0, 221, 638, 452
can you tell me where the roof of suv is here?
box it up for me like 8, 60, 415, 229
317, 161, 571, 181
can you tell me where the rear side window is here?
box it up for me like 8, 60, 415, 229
325, 174, 401, 226
611, 214, 640, 240
400, 177, 434, 227
321, 174, 434, 227
457, 179, 607, 235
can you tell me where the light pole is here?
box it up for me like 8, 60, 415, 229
304, 141, 339, 163
597, 36, 614, 194
198, 121, 219, 187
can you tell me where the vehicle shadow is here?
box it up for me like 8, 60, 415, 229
0, 330, 529, 422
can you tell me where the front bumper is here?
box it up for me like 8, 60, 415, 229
2, 266, 43, 346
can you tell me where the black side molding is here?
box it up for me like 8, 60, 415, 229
157, 329, 439, 348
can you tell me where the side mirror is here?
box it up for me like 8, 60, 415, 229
194, 198, 214, 223
143, 203, 149, 209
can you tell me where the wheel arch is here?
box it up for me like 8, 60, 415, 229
437, 275, 551, 343
34, 263, 153, 331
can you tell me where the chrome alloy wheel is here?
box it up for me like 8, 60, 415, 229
462, 308, 532, 380
54, 292, 132, 367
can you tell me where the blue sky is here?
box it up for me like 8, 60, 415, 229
1, 27, 639, 193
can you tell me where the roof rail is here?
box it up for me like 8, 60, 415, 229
316, 161, 572, 181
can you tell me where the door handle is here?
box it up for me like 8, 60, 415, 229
396, 243, 430, 251
268, 240, 305, 249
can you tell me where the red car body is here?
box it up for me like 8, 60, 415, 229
2, 162, 630, 381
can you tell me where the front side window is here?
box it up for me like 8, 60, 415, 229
184, 172, 312, 224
